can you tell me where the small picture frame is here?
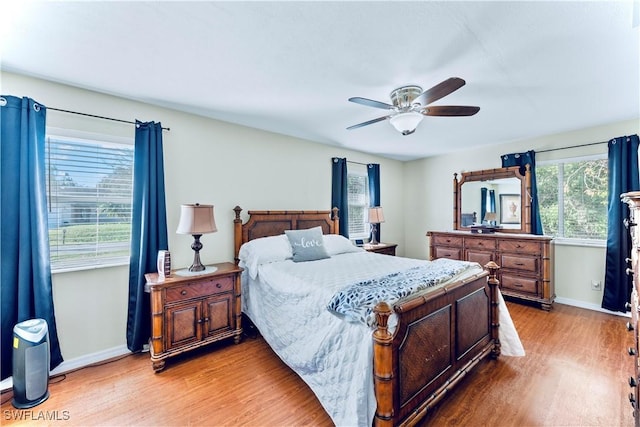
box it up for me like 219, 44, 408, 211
500, 194, 521, 224
157, 250, 171, 279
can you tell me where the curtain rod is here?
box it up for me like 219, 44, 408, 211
46, 106, 170, 131
536, 140, 606, 154
347, 160, 370, 166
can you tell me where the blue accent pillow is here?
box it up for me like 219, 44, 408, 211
285, 227, 330, 262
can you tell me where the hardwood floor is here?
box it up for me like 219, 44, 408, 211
0, 302, 634, 426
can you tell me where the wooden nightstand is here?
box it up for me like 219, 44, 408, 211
363, 242, 397, 256
144, 262, 243, 372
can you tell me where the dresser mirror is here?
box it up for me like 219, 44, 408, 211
453, 166, 531, 234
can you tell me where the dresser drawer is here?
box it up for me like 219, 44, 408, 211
432, 234, 463, 247
500, 254, 538, 272
466, 250, 493, 266
434, 246, 462, 260
166, 276, 234, 303
498, 240, 541, 254
465, 238, 496, 251
501, 274, 538, 295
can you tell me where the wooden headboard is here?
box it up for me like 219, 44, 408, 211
233, 206, 339, 263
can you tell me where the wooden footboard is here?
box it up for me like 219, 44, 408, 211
372, 262, 501, 426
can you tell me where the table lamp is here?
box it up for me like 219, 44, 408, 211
176, 203, 217, 272
368, 206, 385, 246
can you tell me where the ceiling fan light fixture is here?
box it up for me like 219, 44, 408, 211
390, 111, 423, 135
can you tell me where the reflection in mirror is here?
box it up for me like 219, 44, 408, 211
460, 178, 522, 229
454, 166, 531, 234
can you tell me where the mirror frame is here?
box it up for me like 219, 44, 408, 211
453, 165, 531, 234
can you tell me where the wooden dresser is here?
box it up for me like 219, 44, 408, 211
145, 262, 243, 372
622, 192, 640, 425
427, 231, 554, 310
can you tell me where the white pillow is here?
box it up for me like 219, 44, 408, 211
238, 234, 292, 279
323, 234, 365, 256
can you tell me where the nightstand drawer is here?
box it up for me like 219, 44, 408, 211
166, 276, 233, 303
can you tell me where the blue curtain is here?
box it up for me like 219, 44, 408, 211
0, 95, 63, 379
126, 121, 168, 352
501, 150, 543, 235
480, 187, 488, 225
602, 134, 640, 313
331, 157, 348, 237
489, 190, 496, 214
368, 163, 381, 241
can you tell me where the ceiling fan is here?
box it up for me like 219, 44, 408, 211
347, 77, 480, 135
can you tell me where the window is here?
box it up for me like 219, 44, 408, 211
45, 130, 134, 271
347, 166, 369, 239
537, 155, 608, 241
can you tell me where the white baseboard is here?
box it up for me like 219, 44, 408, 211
555, 296, 630, 317
1, 345, 131, 392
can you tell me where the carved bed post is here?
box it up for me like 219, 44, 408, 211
373, 301, 394, 427
485, 261, 502, 358
233, 206, 243, 264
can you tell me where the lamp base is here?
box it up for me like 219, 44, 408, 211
175, 266, 218, 277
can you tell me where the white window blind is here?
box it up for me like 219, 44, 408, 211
347, 167, 369, 239
45, 133, 134, 271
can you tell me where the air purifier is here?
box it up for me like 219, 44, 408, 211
12, 318, 50, 409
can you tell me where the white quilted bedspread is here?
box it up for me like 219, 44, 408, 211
242, 252, 523, 427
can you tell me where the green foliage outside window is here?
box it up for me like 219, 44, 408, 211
537, 158, 608, 240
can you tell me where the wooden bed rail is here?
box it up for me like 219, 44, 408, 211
372, 261, 501, 427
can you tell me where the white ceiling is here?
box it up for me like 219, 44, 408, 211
1, 1, 638, 161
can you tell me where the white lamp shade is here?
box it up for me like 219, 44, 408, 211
176, 204, 217, 235
368, 207, 385, 224
389, 111, 423, 134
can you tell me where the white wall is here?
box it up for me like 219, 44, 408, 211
2, 72, 405, 361
404, 119, 640, 309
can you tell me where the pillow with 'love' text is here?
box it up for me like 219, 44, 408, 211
284, 226, 330, 262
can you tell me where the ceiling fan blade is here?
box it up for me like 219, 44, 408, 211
346, 115, 390, 130
348, 97, 394, 110
413, 77, 466, 107
423, 105, 480, 116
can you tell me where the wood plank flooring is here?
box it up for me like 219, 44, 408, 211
0, 301, 634, 426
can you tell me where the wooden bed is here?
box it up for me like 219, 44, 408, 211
233, 206, 501, 426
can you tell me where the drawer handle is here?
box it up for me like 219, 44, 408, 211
513, 283, 524, 288
216, 283, 222, 288
515, 262, 525, 266
477, 243, 483, 246
629, 347, 637, 356
628, 321, 635, 331
181, 290, 187, 296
